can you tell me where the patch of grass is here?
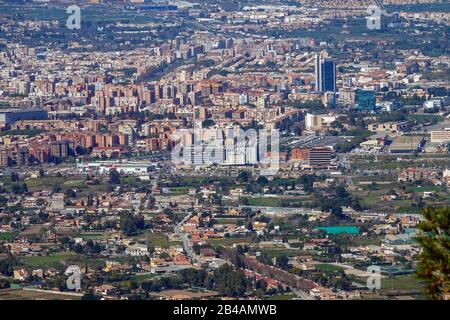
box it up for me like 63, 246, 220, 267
168, 240, 183, 247
407, 186, 442, 193
20, 252, 76, 267
242, 196, 310, 207
167, 187, 191, 195
130, 273, 160, 282
206, 237, 252, 246
145, 232, 169, 248
25, 176, 66, 191
381, 275, 425, 291
357, 190, 386, 206
121, 176, 148, 188
407, 114, 443, 124
358, 274, 425, 293
314, 264, 345, 272
245, 197, 282, 207
0, 232, 15, 241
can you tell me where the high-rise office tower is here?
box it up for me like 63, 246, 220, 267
314, 54, 336, 95
314, 54, 322, 92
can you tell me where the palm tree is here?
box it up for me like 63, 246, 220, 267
416, 207, 449, 300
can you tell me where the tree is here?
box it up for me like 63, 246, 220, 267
12, 183, 28, 194
237, 171, 251, 183
256, 176, 269, 186
416, 207, 449, 300
276, 255, 289, 270
10, 172, 19, 182
109, 169, 121, 185
0, 196, 7, 206
213, 264, 247, 297
201, 119, 215, 128
120, 212, 145, 236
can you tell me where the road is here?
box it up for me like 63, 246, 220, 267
174, 212, 229, 268
174, 212, 196, 261
292, 289, 315, 300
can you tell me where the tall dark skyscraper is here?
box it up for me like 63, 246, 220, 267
314, 53, 336, 95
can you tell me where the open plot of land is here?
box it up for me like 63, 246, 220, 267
262, 248, 304, 258
25, 175, 109, 195
20, 224, 47, 236
243, 196, 312, 207
167, 186, 191, 195
314, 263, 345, 272
106, 273, 161, 286
380, 275, 425, 292
352, 274, 422, 291
0, 232, 14, 241
0, 288, 80, 300
346, 235, 384, 246
25, 176, 66, 191
145, 232, 169, 248
77, 232, 106, 240
151, 289, 219, 299
20, 252, 76, 267
214, 217, 246, 224
206, 236, 253, 247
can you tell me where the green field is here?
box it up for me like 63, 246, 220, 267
20, 252, 76, 267
166, 187, 191, 196
0, 232, 15, 241
145, 232, 169, 248
359, 191, 385, 206
168, 240, 183, 247
355, 274, 425, 292
381, 275, 425, 291
407, 186, 443, 193
407, 114, 444, 124
314, 264, 345, 272
24, 175, 109, 195
130, 273, 160, 282
245, 197, 282, 207
25, 176, 66, 191
242, 196, 310, 207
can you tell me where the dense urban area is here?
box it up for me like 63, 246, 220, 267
0, 0, 449, 301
